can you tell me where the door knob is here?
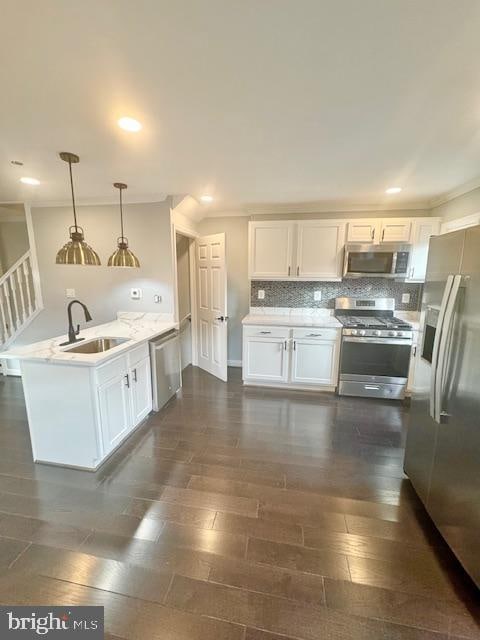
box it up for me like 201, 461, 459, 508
216, 316, 229, 322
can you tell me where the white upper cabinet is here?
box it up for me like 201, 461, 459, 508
249, 221, 295, 279
346, 219, 381, 243
407, 218, 441, 282
347, 218, 411, 244
296, 221, 346, 280
379, 219, 412, 243
249, 220, 345, 280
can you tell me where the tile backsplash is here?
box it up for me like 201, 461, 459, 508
251, 279, 423, 311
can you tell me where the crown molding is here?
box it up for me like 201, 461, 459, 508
429, 174, 480, 209
22, 193, 169, 208
204, 199, 430, 218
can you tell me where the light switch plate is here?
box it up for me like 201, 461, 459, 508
314, 290, 322, 301
402, 293, 410, 304
154, 294, 162, 303
258, 290, 265, 300
66, 288, 76, 299
130, 288, 142, 300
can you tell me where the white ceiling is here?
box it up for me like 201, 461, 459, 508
2, 0, 480, 212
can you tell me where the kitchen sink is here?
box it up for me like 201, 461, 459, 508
62, 337, 130, 354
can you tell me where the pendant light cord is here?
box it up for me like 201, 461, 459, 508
119, 187, 125, 239
68, 159, 79, 231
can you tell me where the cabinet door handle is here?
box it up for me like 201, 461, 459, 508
296, 266, 300, 276
371, 228, 375, 240
413, 346, 417, 357
411, 267, 415, 278
288, 266, 291, 276
259, 331, 271, 334
293, 340, 296, 350
124, 374, 130, 388
382, 229, 385, 241
284, 340, 287, 350
306, 333, 323, 337
133, 368, 137, 382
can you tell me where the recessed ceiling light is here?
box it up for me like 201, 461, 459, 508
117, 117, 142, 132
20, 176, 40, 185
385, 186, 402, 194
200, 195, 214, 203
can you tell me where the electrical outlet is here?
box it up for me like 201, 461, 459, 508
130, 288, 142, 300
402, 293, 410, 304
154, 294, 162, 303
257, 290, 265, 300
66, 288, 76, 299
314, 290, 322, 302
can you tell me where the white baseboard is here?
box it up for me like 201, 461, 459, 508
0, 358, 21, 377
227, 359, 242, 367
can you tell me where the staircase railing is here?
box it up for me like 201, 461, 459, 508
0, 250, 39, 346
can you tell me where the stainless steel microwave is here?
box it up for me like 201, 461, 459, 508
343, 243, 411, 279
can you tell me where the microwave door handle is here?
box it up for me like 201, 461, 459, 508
430, 275, 454, 420
434, 274, 462, 424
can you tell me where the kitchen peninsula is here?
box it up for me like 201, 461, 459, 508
3, 312, 176, 470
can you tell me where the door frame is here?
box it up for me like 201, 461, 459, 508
171, 221, 199, 366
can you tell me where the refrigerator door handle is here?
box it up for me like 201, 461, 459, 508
434, 274, 462, 423
430, 275, 454, 420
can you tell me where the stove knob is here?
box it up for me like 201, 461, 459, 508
359, 330, 366, 336
388, 331, 395, 337
374, 330, 381, 336
351, 329, 358, 335
396, 331, 403, 337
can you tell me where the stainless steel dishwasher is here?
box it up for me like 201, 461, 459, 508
150, 330, 182, 411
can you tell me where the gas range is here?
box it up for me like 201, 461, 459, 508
334, 297, 413, 400
336, 315, 412, 339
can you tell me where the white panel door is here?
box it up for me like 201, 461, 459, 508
130, 356, 152, 426
244, 337, 289, 382
196, 233, 228, 381
296, 221, 346, 280
346, 220, 381, 244
98, 373, 131, 455
407, 218, 441, 282
291, 338, 338, 385
380, 219, 412, 243
249, 221, 295, 279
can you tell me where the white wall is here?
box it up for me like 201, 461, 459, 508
431, 186, 480, 223
18, 200, 174, 344
198, 216, 249, 363
0, 219, 29, 274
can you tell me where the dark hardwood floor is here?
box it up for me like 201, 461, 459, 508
0, 365, 478, 639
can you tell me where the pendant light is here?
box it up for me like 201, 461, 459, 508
55, 152, 101, 265
108, 183, 140, 267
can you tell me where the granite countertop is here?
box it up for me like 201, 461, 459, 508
1, 312, 177, 367
242, 307, 342, 329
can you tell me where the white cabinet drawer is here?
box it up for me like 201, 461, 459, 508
292, 327, 340, 341
127, 342, 149, 367
96, 354, 128, 386
244, 326, 291, 339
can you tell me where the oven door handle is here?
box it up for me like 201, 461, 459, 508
342, 337, 413, 346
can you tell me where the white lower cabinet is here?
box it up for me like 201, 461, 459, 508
243, 325, 340, 390
130, 356, 153, 425
98, 372, 131, 455
21, 341, 153, 470
96, 347, 152, 457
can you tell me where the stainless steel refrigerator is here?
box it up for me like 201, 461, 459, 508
404, 225, 480, 588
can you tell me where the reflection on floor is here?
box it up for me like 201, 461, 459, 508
0, 366, 478, 639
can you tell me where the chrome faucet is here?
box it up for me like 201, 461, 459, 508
60, 299, 93, 346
